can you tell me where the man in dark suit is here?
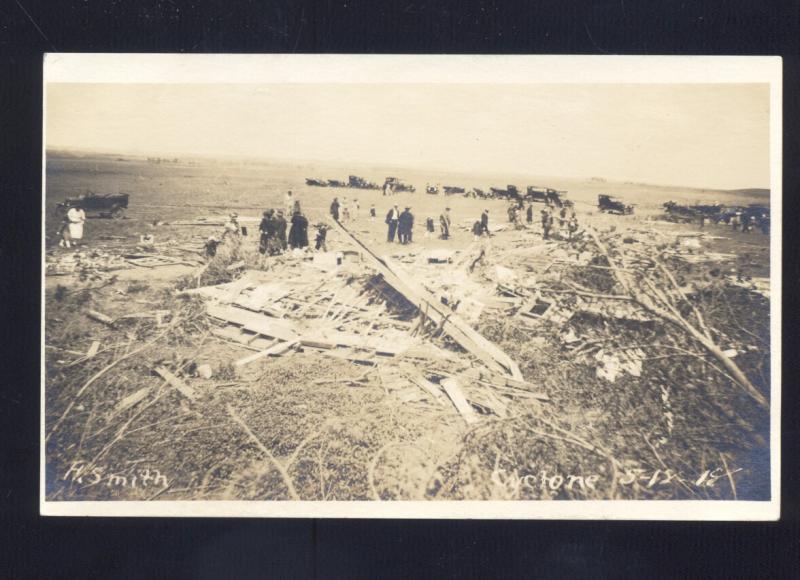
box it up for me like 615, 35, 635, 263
398, 207, 414, 244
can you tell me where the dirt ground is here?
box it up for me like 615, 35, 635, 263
43, 153, 772, 501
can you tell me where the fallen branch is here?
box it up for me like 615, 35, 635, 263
586, 228, 768, 411
226, 404, 300, 500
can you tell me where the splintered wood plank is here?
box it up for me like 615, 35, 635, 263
206, 304, 299, 342
440, 378, 478, 424
408, 374, 448, 406
233, 340, 296, 367
154, 366, 197, 401
212, 325, 250, 342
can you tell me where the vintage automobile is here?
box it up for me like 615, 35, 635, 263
443, 186, 465, 195
56, 193, 129, 219
384, 177, 416, 193
489, 185, 521, 200
526, 186, 568, 206
663, 201, 724, 223
305, 178, 328, 187
348, 175, 380, 189
598, 194, 634, 215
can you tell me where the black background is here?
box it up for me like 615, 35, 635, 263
2, 1, 799, 578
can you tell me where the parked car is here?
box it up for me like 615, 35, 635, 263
526, 186, 567, 206
598, 194, 634, 215
56, 193, 129, 219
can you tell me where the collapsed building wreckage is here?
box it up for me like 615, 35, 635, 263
45, 212, 771, 500
166, 217, 768, 429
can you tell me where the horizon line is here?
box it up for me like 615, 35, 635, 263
45, 146, 770, 194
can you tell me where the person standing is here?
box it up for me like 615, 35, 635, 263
480, 209, 490, 236
275, 210, 288, 251
341, 197, 350, 222
353, 199, 360, 220
526, 203, 533, 224
399, 207, 413, 244
567, 215, 579, 240
258, 210, 273, 255
330, 197, 340, 221
370, 204, 376, 222
284, 191, 294, 216
385, 205, 400, 242
66, 205, 87, 246
425, 216, 435, 239
439, 207, 452, 240
541, 207, 552, 240
507, 204, 516, 223
314, 223, 329, 251
288, 209, 309, 249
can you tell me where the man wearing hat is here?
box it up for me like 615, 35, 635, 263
398, 206, 414, 244
385, 204, 400, 242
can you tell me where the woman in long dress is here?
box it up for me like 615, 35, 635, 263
288, 210, 309, 249
66, 206, 86, 245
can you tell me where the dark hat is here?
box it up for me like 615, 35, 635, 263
405, 206, 411, 210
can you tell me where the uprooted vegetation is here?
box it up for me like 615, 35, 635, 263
44, 218, 771, 501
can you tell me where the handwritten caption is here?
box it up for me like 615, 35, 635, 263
492, 466, 742, 494
63, 461, 169, 489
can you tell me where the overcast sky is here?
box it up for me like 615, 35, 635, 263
46, 83, 770, 190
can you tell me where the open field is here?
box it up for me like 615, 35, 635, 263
44, 152, 771, 502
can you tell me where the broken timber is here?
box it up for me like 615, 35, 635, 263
330, 219, 524, 380
234, 340, 297, 367
440, 378, 479, 424
154, 366, 197, 401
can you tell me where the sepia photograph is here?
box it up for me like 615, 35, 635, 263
41, 55, 781, 519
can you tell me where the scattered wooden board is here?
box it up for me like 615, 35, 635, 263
115, 386, 151, 413
154, 366, 197, 401
233, 340, 297, 367
440, 378, 478, 424
85, 341, 100, 358
408, 374, 448, 406
206, 304, 300, 342
86, 309, 115, 326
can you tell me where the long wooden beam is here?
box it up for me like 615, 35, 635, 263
330, 219, 524, 380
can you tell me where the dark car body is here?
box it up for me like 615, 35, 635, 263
56, 193, 129, 219
598, 194, 634, 215
526, 186, 567, 206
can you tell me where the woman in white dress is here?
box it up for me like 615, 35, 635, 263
66, 206, 86, 245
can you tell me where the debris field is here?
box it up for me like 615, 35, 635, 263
44, 203, 771, 501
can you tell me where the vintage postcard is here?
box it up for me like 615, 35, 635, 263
41, 54, 781, 519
